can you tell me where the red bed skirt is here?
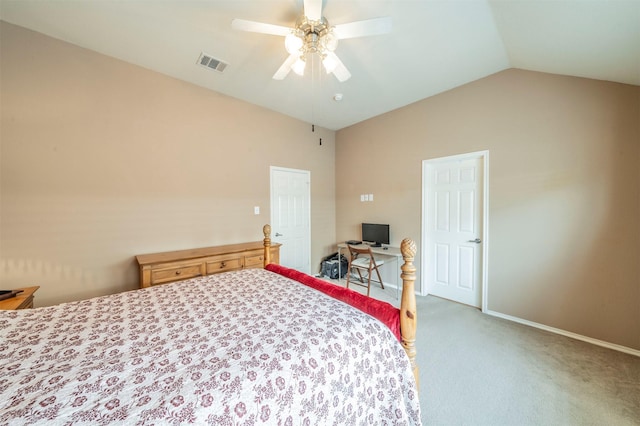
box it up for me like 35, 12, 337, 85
265, 264, 401, 341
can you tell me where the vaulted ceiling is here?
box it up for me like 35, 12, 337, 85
2, 1, 639, 130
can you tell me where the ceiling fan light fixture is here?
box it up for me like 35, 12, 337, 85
322, 31, 338, 52
232, 3, 392, 83
292, 57, 306, 76
285, 33, 303, 54
322, 54, 337, 73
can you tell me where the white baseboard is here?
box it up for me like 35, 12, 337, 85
485, 309, 640, 358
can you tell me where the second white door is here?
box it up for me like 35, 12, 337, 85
423, 155, 485, 307
270, 167, 311, 274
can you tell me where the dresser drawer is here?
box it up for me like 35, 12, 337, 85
17, 296, 35, 309
244, 254, 265, 268
151, 264, 202, 285
206, 257, 242, 274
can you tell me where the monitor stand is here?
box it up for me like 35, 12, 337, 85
371, 242, 382, 248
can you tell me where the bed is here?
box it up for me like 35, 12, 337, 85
0, 225, 421, 425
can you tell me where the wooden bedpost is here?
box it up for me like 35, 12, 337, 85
400, 238, 419, 391
263, 224, 272, 267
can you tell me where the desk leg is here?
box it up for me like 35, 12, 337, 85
338, 245, 343, 282
382, 255, 401, 300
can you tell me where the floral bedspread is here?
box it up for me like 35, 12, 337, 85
0, 268, 421, 425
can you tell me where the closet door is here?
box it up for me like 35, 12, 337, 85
424, 156, 484, 307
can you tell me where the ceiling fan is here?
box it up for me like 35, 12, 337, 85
232, 0, 391, 82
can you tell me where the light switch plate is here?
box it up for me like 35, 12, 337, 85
254, 206, 260, 215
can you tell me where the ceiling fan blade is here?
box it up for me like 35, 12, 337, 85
303, 0, 323, 21
273, 54, 298, 80
326, 52, 351, 82
333, 17, 392, 40
232, 18, 291, 37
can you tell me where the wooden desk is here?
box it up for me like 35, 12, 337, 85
0, 286, 40, 310
337, 243, 403, 298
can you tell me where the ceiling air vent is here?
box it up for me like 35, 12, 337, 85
197, 53, 228, 73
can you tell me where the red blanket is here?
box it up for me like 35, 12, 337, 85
265, 263, 401, 341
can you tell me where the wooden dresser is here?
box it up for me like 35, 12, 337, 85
0, 286, 40, 310
136, 241, 281, 288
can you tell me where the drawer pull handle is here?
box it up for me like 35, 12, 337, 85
220, 262, 226, 268
175, 270, 181, 275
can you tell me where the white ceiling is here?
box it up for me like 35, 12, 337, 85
1, 0, 639, 130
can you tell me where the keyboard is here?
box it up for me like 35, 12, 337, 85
345, 240, 362, 245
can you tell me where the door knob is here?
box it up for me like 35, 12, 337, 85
275, 232, 283, 237
468, 238, 482, 244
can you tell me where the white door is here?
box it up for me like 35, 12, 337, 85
423, 153, 487, 308
270, 167, 311, 274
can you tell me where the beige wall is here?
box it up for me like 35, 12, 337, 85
0, 22, 336, 306
336, 69, 640, 351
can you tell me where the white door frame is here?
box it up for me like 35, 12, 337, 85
269, 166, 311, 273
421, 150, 490, 312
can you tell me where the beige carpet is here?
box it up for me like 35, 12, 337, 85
324, 275, 640, 425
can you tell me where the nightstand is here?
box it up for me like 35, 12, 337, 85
0, 286, 40, 310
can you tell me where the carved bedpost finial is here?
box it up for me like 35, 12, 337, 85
263, 224, 272, 267
400, 237, 419, 392
400, 238, 417, 262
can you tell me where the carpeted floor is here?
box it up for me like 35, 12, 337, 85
325, 276, 640, 425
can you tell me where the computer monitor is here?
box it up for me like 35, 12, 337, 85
361, 223, 390, 247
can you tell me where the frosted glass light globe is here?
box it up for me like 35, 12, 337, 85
285, 33, 303, 54
292, 57, 306, 75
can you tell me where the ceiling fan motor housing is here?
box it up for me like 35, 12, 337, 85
295, 16, 337, 55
